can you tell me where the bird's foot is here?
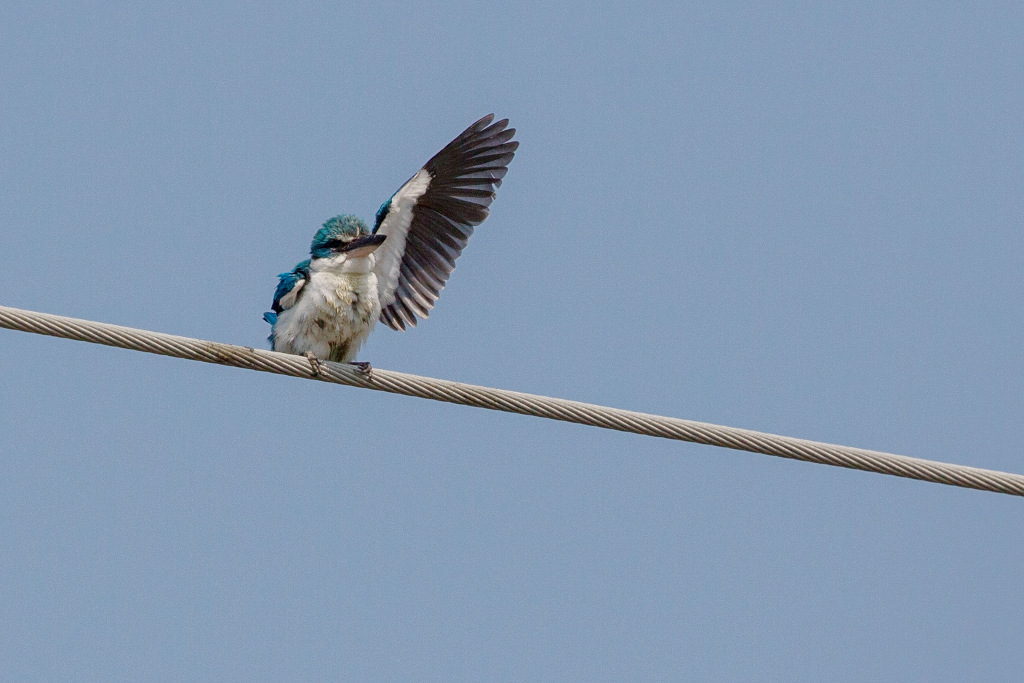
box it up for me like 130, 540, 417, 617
349, 361, 372, 376
305, 351, 322, 377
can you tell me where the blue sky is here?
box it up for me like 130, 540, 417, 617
2, 2, 1023, 680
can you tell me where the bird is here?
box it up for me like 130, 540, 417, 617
263, 114, 517, 375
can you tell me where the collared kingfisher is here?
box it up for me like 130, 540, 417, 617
263, 114, 517, 374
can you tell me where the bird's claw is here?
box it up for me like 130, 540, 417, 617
349, 361, 372, 376
304, 351, 322, 377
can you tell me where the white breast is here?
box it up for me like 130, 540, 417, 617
272, 264, 381, 362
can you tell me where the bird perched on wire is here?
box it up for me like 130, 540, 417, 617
263, 114, 517, 375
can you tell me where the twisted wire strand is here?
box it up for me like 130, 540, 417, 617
2, 304, 1022, 497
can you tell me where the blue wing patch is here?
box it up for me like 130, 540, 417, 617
374, 195, 394, 232
270, 259, 311, 314
265, 260, 311, 350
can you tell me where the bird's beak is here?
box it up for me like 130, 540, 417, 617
340, 234, 387, 258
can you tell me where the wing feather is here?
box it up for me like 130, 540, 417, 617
372, 114, 517, 331
270, 260, 311, 314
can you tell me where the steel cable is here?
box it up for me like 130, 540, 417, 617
2, 304, 1022, 497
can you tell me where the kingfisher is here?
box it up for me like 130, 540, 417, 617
263, 114, 517, 374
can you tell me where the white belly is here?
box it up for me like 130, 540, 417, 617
272, 270, 381, 362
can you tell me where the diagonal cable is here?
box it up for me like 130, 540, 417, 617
2, 304, 1022, 497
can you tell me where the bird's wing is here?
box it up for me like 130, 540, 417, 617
269, 259, 311, 314
371, 114, 517, 331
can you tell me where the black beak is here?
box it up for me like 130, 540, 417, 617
339, 234, 387, 253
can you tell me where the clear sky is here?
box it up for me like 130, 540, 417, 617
2, 2, 1022, 680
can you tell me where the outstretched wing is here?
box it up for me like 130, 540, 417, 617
372, 114, 517, 331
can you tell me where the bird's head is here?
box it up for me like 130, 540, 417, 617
310, 214, 386, 260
